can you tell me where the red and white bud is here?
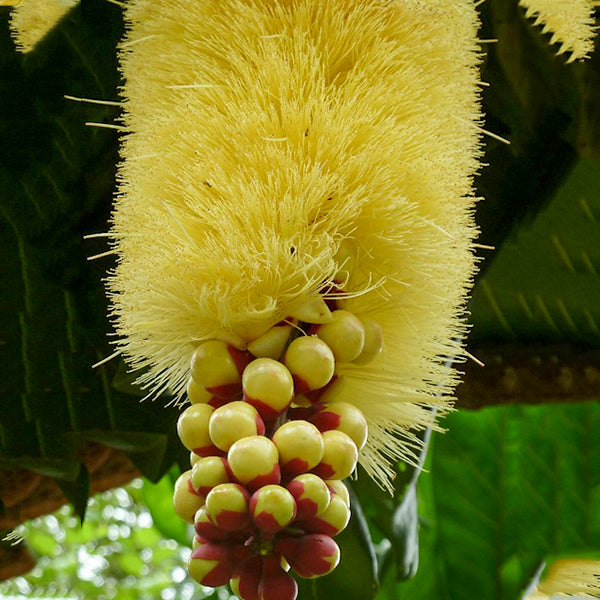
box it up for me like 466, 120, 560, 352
209, 401, 266, 452
194, 506, 230, 541
191, 340, 251, 398
272, 420, 324, 476
177, 404, 219, 456
287, 473, 330, 521
191, 456, 232, 497
186, 377, 213, 405
242, 358, 294, 420
228, 435, 281, 490
247, 324, 292, 360
173, 470, 204, 523
352, 316, 383, 365
188, 541, 234, 587
277, 534, 340, 579
187, 377, 229, 409
250, 485, 297, 533
312, 310, 365, 363
326, 479, 350, 506
205, 483, 250, 531
230, 555, 262, 600
283, 336, 335, 394
310, 401, 368, 451
259, 556, 298, 600
300, 493, 351, 537
312, 430, 358, 480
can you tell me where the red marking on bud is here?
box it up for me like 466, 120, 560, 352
188, 477, 204, 497
245, 463, 281, 491
255, 415, 266, 436
294, 498, 320, 521
208, 396, 231, 409
227, 346, 253, 376
234, 556, 262, 600
309, 411, 342, 432
244, 395, 291, 421
192, 444, 224, 458
189, 543, 233, 587
276, 534, 339, 579
194, 519, 228, 542
207, 383, 242, 399
252, 511, 286, 534
259, 560, 298, 600
304, 376, 339, 404
299, 517, 339, 537
311, 462, 335, 479
212, 509, 250, 531
283, 457, 310, 477
292, 374, 311, 395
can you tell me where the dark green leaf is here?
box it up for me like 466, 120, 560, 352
55, 463, 90, 523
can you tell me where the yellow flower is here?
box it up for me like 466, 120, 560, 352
519, 0, 598, 61
8, 0, 79, 53
525, 559, 600, 599
109, 0, 483, 490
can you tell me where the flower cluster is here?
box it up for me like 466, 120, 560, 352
172, 299, 377, 599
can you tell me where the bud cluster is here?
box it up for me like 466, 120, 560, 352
173, 300, 382, 600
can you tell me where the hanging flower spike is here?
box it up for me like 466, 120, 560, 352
519, 0, 599, 62
8, 0, 79, 53
109, 0, 483, 492
525, 559, 600, 599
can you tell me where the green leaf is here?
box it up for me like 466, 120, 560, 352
55, 463, 90, 523
141, 471, 189, 547
352, 432, 430, 583
471, 158, 600, 344
394, 402, 600, 600
27, 529, 60, 557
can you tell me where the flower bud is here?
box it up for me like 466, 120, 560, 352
205, 483, 250, 531
177, 404, 219, 456
191, 456, 232, 497
188, 541, 234, 587
312, 310, 365, 363
277, 534, 340, 579
194, 506, 230, 542
172, 470, 204, 523
312, 430, 358, 480
209, 401, 266, 451
287, 473, 330, 521
250, 485, 297, 533
247, 324, 292, 360
300, 493, 350, 537
283, 336, 335, 394
191, 340, 251, 398
259, 557, 298, 600
326, 479, 350, 506
230, 555, 262, 600
228, 436, 281, 490
242, 358, 294, 420
310, 401, 368, 451
272, 420, 324, 476
352, 316, 383, 365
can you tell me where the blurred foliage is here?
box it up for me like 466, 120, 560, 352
0, 479, 223, 600
0, 1, 599, 600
